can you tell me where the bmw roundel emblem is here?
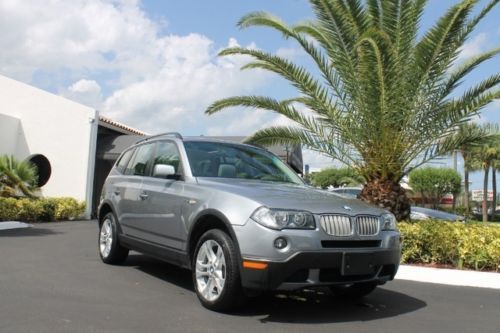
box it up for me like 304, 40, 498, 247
343, 205, 352, 211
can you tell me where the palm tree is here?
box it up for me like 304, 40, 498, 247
492, 161, 497, 220
0, 155, 38, 198
206, 0, 500, 219
490, 147, 500, 219
470, 141, 499, 222
453, 123, 499, 213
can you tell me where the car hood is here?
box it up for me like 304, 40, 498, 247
196, 178, 387, 216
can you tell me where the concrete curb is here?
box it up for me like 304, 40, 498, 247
396, 265, 500, 289
0, 221, 32, 231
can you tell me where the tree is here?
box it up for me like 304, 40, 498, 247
0, 155, 38, 198
470, 141, 499, 222
451, 123, 499, 213
206, 0, 500, 220
409, 167, 462, 209
310, 167, 364, 188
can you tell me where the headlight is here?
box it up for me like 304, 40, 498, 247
251, 207, 315, 230
381, 213, 397, 230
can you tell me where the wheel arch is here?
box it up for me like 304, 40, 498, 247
187, 209, 241, 266
97, 201, 114, 225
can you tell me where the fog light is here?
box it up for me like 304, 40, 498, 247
274, 237, 288, 249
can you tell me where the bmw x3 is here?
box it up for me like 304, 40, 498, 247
98, 133, 400, 311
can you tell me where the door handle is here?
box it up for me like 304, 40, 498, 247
139, 193, 149, 200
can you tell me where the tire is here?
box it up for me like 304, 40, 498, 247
192, 229, 244, 311
99, 212, 129, 265
330, 282, 377, 298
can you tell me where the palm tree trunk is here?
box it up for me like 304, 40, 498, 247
464, 161, 470, 213
482, 164, 490, 222
492, 166, 497, 221
360, 179, 411, 221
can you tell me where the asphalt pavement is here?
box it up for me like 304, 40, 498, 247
0, 221, 499, 333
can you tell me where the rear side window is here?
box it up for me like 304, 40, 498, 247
115, 149, 134, 174
124, 144, 155, 176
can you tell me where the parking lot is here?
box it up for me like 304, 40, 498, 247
1, 221, 499, 333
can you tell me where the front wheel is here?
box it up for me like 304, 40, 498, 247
192, 229, 244, 311
330, 282, 378, 298
99, 212, 129, 265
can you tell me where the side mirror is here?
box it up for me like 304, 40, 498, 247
153, 164, 175, 178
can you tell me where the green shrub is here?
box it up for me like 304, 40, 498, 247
16, 198, 43, 221
54, 197, 86, 220
0, 197, 19, 220
310, 167, 364, 189
399, 220, 500, 272
0, 197, 86, 222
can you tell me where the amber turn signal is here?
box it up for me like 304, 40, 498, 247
243, 260, 268, 270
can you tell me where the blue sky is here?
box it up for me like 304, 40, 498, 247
0, 0, 499, 191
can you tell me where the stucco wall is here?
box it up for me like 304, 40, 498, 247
0, 75, 97, 218
0, 114, 21, 155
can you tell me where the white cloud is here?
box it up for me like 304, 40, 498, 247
0, 0, 161, 83
493, 99, 500, 109
68, 79, 101, 94
302, 149, 340, 172
456, 33, 488, 62
101, 35, 270, 133
0, 0, 272, 134
61, 79, 103, 108
276, 46, 305, 60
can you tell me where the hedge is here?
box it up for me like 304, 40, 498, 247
399, 221, 500, 272
0, 197, 86, 222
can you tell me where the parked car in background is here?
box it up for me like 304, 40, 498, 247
330, 187, 465, 222
472, 206, 500, 218
98, 133, 401, 311
328, 186, 363, 198
410, 206, 465, 222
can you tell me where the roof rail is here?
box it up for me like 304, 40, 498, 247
136, 132, 183, 144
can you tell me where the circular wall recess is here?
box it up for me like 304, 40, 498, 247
26, 154, 51, 187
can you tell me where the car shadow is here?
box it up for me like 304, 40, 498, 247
235, 288, 426, 324
0, 227, 60, 237
124, 254, 195, 291
123, 254, 427, 324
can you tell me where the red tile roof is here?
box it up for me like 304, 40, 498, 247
98, 116, 147, 136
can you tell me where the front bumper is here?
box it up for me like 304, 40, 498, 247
240, 249, 400, 290
234, 218, 400, 290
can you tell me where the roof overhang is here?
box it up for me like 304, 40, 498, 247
98, 116, 146, 136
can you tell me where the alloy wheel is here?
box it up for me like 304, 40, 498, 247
99, 218, 113, 258
195, 239, 226, 302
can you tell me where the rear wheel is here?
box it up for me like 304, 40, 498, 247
330, 282, 377, 298
99, 212, 129, 265
192, 229, 244, 311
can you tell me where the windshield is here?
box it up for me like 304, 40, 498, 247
184, 141, 304, 185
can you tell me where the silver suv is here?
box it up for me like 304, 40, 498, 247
98, 133, 400, 311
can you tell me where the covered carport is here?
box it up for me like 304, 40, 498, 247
92, 118, 145, 217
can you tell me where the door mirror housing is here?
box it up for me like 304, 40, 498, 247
153, 164, 176, 178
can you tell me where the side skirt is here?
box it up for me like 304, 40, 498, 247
119, 234, 190, 269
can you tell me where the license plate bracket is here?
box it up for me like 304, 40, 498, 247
341, 252, 376, 276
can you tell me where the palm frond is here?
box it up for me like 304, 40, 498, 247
442, 47, 500, 97
245, 126, 358, 166
414, 0, 476, 88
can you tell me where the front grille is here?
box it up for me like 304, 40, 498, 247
357, 215, 380, 236
320, 215, 353, 236
320, 214, 380, 236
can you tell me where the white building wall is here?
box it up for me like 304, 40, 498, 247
0, 75, 97, 218
0, 114, 21, 155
